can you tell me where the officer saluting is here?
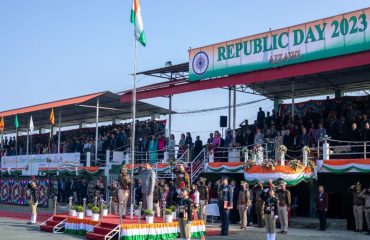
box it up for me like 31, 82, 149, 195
217, 176, 233, 236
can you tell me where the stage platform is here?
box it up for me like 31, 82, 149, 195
41, 214, 206, 240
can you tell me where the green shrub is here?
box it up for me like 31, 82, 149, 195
101, 203, 108, 209
71, 205, 77, 211
76, 206, 84, 213
165, 208, 173, 215
169, 205, 176, 212
91, 206, 100, 214
144, 209, 153, 216
87, 203, 94, 210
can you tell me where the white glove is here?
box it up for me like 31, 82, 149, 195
274, 215, 278, 220
263, 188, 269, 193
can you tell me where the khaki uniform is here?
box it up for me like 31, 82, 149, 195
237, 188, 252, 228
109, 187, 119, 215
255, 189, 265, 227
276, 189, 291, 232
351, 190, 364, 231
119, 174, 131, 216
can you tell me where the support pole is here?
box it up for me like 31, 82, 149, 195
291, 81, 295, 122
130, 36, 138, 220
26, 130, 29, 156
95, 98, 100, 162
169, 94, 172, 138
228, 87, 231, 130
233, 86, 236, 141
58, 109, 62, 154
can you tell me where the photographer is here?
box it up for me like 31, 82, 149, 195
360, 187, 370, 235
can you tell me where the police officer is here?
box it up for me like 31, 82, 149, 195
27, 179, 39, 225
217, 176, 233, 236
263, 186, 278, 240
276, 181, 291, 234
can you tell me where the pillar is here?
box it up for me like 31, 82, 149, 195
273, 97, 281, 114
335, 89, 344, 99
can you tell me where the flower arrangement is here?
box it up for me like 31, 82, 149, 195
307, 160, 316, 171
262, 159, 277, 170
278, 145, 288, 155
241, 147, 249, 154
243, 159, 256, 171
230, 142, 240, 148
250, 145, 260, 155
303, 146, 311, 154
288, 159, 303, 171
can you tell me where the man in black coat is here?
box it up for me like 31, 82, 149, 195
229, 180, 240, 224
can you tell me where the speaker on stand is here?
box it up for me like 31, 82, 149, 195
220, 116, 227, 138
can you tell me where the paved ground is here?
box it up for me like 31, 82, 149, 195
0, 218, 84, 240
0, 204, 369, 240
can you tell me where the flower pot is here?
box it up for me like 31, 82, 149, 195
91, 213, 100, 221
77, 212, 84, 219
70, 210, 77, 217
145, 216, 154, 224
85, 209, 92, 217
172, 212, 177, 220
165, 214, 173, 223
102, 209, 108, 216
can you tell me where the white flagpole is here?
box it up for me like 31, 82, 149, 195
130, 33, 138, 220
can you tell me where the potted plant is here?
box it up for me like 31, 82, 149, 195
169, 205, 176, 220
85, 203, 93, 217
101, 203, 109, 216
144, 209, 154, 224
70, 205, 77, 217
164, 208, 174, 223
91, 206, 100, 221
76, 205, 85, 219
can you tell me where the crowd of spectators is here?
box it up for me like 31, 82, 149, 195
1, 95, 370, 162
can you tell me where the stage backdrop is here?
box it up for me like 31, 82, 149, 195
0, 178, 49, 207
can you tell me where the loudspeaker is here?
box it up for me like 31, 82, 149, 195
220, 116, 227, 128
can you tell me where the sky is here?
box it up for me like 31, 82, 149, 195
0, 1, 370, 141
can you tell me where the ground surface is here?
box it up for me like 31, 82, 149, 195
0, 204, 369, 240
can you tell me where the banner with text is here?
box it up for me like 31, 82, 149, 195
189, 8, 370, 81
1, 153, 80, 175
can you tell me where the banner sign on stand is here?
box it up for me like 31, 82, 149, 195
189, 8, 370, 81
1, 153, 80, 176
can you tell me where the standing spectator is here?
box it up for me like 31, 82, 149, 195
298, 127, 310, 149
167, 134, 176, 160
283, 129, 294, 152
148, 135, 158, 164
207, 133, 214, 144
254, 128, 264, 145
189, 183, 200, 208
308, 123, 317, 147
194, 136, 203, 159
274, 131, 283, 160
79, 179, 88, 205
257, 107, 265, 127
135, 178, 143, 205
224, 130, 233, 147
316, 185, 329, 231
276, 181, 291, 234
185, 132, 193, 148
316, 123, 327, 140
178, 134, 186, 158
153, 180, 162, 217
157, 134, 166, 161
140, 162, 157, 212
363, 122, 370, 141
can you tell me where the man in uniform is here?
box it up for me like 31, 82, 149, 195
217, 176, 233, 236
349, 182, 364, 232
108, 181, 119, 215
140, 161, 156, 213
172, 162, 190, 195
263, 187, 279, 240
276, 181, 291, 234
254, 182, 265, 227
197, 177, 209, 221
119, 166, 131, 217
360, 186, 370, 235
237, 181, 252, 229
26, 179, 40, 225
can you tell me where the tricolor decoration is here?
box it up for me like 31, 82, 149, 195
319, 159, 370, 173
64, 218, 97, 235
205, 162, 244, 173
244, 165, 314, 186
39, 166, 100, 176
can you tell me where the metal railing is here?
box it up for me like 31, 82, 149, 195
318, 136, 370, 160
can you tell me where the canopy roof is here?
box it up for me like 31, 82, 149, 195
121, 51, 370, 102
0, 91, 170, 133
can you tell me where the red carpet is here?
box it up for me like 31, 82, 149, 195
0, 210, 58, 223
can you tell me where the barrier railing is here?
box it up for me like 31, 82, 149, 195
318, 136, 370, 160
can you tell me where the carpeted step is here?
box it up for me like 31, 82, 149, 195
93, 227, 114, 235
40, 225, 54, 233
99, 222, 118, 229
45, 220, 61, 227
52, 216, 67, 222
86, 232, 106, 240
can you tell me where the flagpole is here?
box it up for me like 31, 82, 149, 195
130, 32, 137, 220
26, 129, 29, 155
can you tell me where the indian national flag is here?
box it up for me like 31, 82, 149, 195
130, 0, 146, 47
